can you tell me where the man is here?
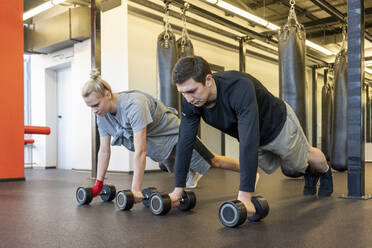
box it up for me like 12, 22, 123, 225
168, 56, 333, 216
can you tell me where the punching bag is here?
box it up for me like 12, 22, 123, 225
278, 12, 307, 134
157, 30, 180, 113
331, 48, 348, 171
177, 37, 194, 58
321, 83, 332, 161
278, 10, 306, 178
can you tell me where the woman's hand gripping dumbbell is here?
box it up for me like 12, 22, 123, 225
149, 190, 196, 215
76, 184, 116, 205
116, 187, 196, 215
115, 187, 158, 211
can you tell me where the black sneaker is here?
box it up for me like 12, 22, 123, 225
303, 167, 320, 195
318, 168, 333, 197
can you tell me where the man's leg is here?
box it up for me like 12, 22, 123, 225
211, 155, 239, 172
194, 136, 240, 171
274, 102, 333, 197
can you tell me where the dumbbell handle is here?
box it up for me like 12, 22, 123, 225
97, 190, 110, 196
142, 193, 152, 200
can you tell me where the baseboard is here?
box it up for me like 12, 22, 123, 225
27, 166, 57, 170
71, 168, 163, 175
0, 177, 25, 182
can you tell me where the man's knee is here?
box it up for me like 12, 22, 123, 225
308, 147, 328, 172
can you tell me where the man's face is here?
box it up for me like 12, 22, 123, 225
84, 91, 111, 116
176, 76, 211, 107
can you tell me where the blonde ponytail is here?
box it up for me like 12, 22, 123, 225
82, 69, 112, 97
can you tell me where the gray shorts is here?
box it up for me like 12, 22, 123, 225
160, 145, 211, 175
258, 102, 310, 175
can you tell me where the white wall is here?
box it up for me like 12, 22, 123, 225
30, 41, 92, 169
101, 2, 132, 172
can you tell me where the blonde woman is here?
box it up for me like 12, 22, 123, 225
81, 71, 244, 204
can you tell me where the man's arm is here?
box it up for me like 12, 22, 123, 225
170, 97, 200, 205
174, 105, 200, 188
131, 127, 147, 202
235, 82, 259, 193
234, 81, 260, 216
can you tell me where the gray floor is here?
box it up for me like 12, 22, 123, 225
1, 165, 372, 248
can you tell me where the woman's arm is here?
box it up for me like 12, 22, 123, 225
96, 135, 111, 181
131, 127, 147, 201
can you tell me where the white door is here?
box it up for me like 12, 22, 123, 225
57, 67, 71, 169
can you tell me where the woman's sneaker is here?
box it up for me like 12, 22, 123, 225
186, 171, 203, 189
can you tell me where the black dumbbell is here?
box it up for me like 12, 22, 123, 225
218, 196, 269, 228
150, 190, 196, 215
116, 187, 158, 211
76, 184, 116, 205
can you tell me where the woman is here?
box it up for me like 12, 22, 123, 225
81, 71, 243, 204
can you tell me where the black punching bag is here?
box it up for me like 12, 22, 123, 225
279, 14, 307, 134
321, 83, 332, 161
177, 37, 194, 58
157, 30, 180, 113
278, 12, 306, 178
331, 48, 348, 171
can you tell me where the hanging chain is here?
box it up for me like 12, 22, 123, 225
289, 0, 296, 18
342, 25, 346, 42
163, 2, 172, 48
181, 2, 190, 52
341, 25, 347, 50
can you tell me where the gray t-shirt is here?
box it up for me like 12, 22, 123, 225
97, 90, 179, 162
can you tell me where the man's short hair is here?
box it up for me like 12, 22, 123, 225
172, 56, 211, 85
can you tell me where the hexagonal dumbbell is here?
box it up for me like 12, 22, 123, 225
76, 184, 116, 205
218, 196, 269, 228
150, 190, 196, 215
115, 187, 158, 211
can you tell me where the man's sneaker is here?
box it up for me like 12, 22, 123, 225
318, 168, 333, 197
186, 171, 203, 189
303, 167, 320, 195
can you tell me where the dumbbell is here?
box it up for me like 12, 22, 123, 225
150, 190, 196, 215
218, 196, 269, 228
116, 187, 158, 211
76, 184, 116, 205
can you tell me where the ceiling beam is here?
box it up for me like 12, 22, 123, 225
310, 0, 345, 23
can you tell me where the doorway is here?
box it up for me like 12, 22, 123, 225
56, 66, 71, 169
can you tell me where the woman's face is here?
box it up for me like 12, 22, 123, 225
84, 91, 112, 116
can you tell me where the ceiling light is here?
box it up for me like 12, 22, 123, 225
305, 40, 334, 56
23, 0, 67, 21
204, 0, 336, 56
205, 0, 279, 30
